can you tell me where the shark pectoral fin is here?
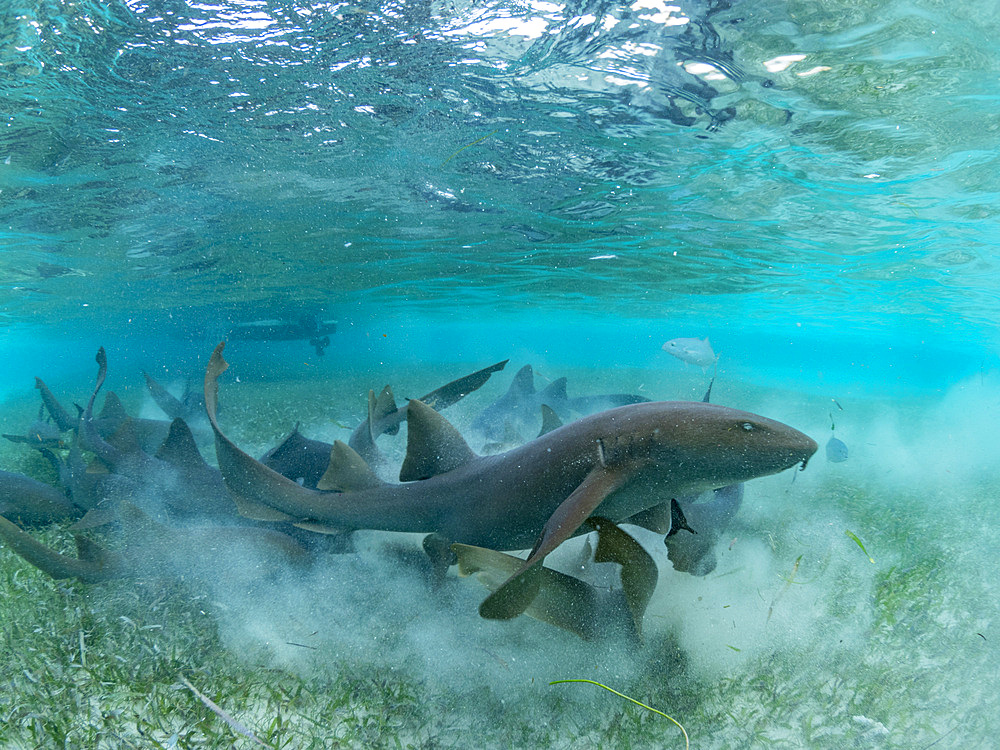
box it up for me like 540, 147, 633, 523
667, 497, 696, 537
418, 359, 508, 412
537, 404, 563, 437
478, 465, 629, 621
478, 563, 544, 620
624, 501, 673, 534
399, 400, 476, 482
422, 532, 457, 580
317, 440, 383, 492
588, 516, 658, 639
291, 520, 348, 535
529, 465, 630, 562
453, 543, 604, 640
230, 495, 297, 523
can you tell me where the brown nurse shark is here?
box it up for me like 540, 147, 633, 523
205, 342, 817, 625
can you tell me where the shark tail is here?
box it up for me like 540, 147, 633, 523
0, 515, 125, 583
34, 377, 77, 432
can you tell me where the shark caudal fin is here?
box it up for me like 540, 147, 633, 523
349, 360, 508, 465
204, 342, 382, 533
34, 377, 77, 432
204, 343, 310, 524
143, 371, 190, 420
418, 359, 508, 411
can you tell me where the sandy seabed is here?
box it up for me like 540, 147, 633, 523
1, 356, 998, 748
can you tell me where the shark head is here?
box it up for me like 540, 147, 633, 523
594, 401, 817, 496
662, 402, 816, 487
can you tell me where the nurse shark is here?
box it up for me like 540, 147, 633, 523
205, 342, 817, 632
469, 363, 650, 446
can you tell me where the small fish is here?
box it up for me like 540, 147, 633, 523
826, 434, 848, 463
662, 337, 718, 370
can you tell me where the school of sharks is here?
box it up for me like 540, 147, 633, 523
0, 341, 817, 641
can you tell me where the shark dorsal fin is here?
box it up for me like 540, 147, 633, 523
107, 418, 142, 455
372, 385, 399, 434
373, 385, 398, 415
156, 418, 208, 469
539, 377, 568, 404
538, 404, 563, 437
260, 423, 304, 463
99, 391, 129, 421
509, 365, 535, 395
317, 440, 383, 492
399, 399, 476, 482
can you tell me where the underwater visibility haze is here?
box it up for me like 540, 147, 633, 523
2, 0, 1000, 747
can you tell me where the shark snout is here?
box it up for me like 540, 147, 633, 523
792, 433, 819, 470
754, 422, 817, 475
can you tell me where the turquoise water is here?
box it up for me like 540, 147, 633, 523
2, 0, 1000, 746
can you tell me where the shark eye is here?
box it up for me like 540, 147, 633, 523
741, 422, 755, 431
